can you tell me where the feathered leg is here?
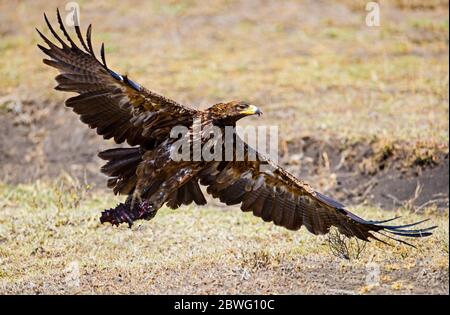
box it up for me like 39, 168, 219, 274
100, 197, 157, 227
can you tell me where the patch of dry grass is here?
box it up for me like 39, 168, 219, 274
0, 178, 447, 294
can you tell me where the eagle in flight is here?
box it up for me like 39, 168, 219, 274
37, 10, 435, 247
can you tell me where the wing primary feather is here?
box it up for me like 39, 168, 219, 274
43, 12, 68, 48
367, 216, 402, 224
376, 231, 416, 248
314, 191, 346, 209
378, 219, 430, 230
385, 230, 434, 238
368, 233, 393, 246
36, 28, 61, 51
74, 10, 89, 52
86, 25, 95, 56
386, 226, 438, 234
37, 44, 50, 55
100, 43, 108, 69
56, 8, 78, 49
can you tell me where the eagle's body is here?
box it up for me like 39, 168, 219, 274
37, 10, 435, 246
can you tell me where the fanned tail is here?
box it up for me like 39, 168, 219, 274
98, 147, 143, 195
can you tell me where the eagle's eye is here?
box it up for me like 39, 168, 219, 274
236, 103, 248, 110
238, 104, 262, 116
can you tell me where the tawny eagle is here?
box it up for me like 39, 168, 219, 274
37, 10, 435, 246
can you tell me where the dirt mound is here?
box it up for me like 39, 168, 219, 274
282, 136, 449, 211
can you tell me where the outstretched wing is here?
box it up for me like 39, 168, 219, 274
37, 10, 196, 147
199, 138, 436, 245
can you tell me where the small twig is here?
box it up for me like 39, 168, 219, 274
382, 193, 402, 206
416, 198, 449, 212
334, 150, 349, 171
322, 151, 330, 172
359, 178, 378, 200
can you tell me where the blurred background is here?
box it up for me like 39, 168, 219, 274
0, 0, 448, 294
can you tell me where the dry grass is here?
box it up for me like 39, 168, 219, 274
0, 177, 448, 294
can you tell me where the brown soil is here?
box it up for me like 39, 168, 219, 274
282, 136, 449, 211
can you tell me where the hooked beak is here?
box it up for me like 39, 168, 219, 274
240, 105, 263, 117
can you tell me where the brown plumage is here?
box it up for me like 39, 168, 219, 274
37, 10, 436, 247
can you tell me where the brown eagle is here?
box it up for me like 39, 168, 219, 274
37, 10, 435, 246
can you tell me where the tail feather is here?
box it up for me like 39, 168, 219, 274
98, 147, 142, 195
166, 180, 207, 209
98, 147, 141, 160
101, 155, 141, 177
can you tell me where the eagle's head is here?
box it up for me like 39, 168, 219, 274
208, 101, 262, 124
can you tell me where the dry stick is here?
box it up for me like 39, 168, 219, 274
382, 180, 448, 212
382, 193, 402, 206
431, 192, 448, 198
359, 177, 378, 201
406, 181, 423, 211
416, 198, 449, 212
334, 150, 349, 172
